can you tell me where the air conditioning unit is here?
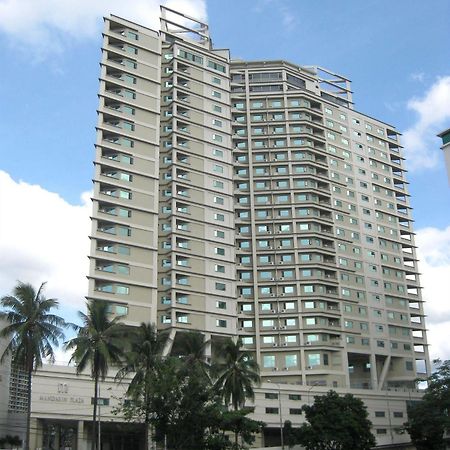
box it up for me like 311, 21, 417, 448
283, 343, 288, 347
238, 327, 243, 331
271, 309, 276, 313
271, 278, 275, 281
273, 343, 278, 347
268, 230, 272, 234
280, 293, 285, 297
272, 326, 277, 330
270, 261, 274, 265
281, 309, 285, 313
280, 261, 284, 264
280, 326, 286, 329
306, 341, 312, 346
307, 365, 313, 370
272, 367, 278, 371
284, 367, 289, 371
271, 293, 276, 297
280, 277, 284, 280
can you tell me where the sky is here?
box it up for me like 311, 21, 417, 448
0, 0, 449, 363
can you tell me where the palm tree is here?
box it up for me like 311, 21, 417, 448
214, 338, 260, 411
65, 300, 125, 450
214, 338, 260, 448
0, 282, 67, 450
117, 323, 165, 450
172, 330, 210, 375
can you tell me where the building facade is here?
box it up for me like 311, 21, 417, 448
438, 127, 450, 184
18, 7, 431, 449
89, 7, 429, 387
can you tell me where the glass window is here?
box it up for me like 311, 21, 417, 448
307, 353, 320, 366
263, 355, 276, 368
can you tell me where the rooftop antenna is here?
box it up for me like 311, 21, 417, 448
160, 5, 211, 48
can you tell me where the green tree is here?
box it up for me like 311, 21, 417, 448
297, 390, 376, 450
115, 334, 263, 450
116, 323, 165, 450
214, 338, 260, 447
172, 330, 211, 375
405, 399, 447, 450
218, 409, 264, 450
214, 338, 260, 411
404, 359, 450, 450
0, 282, 67, 450
65, 300, 125, 450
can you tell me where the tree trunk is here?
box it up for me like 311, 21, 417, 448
24, 367, 32, 450
92, 374, 99, 450
145, 422, 151, 450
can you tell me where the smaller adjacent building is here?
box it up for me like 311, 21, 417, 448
438, 127, 450, 184
29, 365, 139, 450
0, 362, 425, 449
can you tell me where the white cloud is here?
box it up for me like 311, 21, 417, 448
402, 76, 450, 171
415, 225, 450, 361
0, 171, 91, 320
0, 0, 206, 58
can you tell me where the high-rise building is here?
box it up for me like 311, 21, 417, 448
438, 127, 450, 184
85, 6, 430, 446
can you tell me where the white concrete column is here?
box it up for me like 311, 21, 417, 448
370, 353, 378, 390
29, 418, 39, 450
77, 420, 88, 450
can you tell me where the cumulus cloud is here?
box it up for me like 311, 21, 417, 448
402, 76, 450, 171
0, 0, 206, 57
415, 225, 450, 361
0, 171, 91, 322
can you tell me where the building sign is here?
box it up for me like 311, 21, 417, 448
38, 383, 84, 403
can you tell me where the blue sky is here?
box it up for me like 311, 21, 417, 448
0, 0, 449, 361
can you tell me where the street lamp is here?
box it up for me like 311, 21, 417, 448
307, 381, 320, 405
268, 380, 284, 450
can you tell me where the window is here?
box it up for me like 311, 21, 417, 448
214, 281, 226, 292
266, 407, 279, 414
177, 313, 188, 323
263, 355, 275, 368
178, 49, 203, 64
208, 60, 226, 73
216, 319, 227, 328
265, 392, 278, 399
285, 354, 297, 368
215, 264, 225, 273
307, 353, 320, 366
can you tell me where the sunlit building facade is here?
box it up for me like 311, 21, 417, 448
79, 6, 431, 447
